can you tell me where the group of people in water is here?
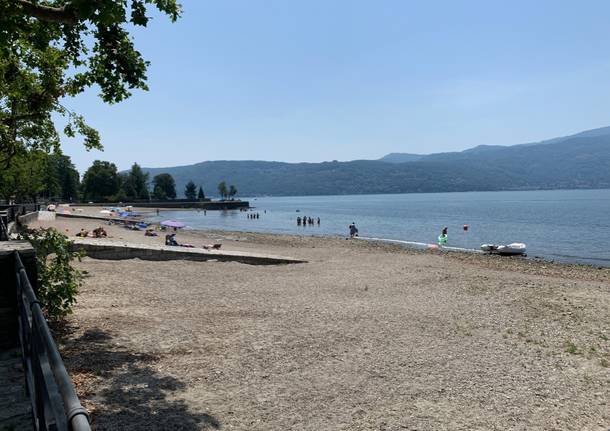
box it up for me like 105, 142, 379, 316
247, 212, 261, 219
297, 216, 320, 226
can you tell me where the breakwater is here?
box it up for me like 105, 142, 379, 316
75, 200, 249, 210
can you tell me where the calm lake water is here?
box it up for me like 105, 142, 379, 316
152, 189, 610, 266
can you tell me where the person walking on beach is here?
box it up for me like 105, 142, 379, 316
349, 222, 358, 238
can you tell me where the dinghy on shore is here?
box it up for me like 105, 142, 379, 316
481, 243, 527, 256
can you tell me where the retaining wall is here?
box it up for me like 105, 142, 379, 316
17, 211, 39, 225
71, 240, 305, 266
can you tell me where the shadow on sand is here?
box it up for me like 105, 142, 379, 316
57, 326, 220, 430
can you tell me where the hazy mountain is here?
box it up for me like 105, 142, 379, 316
141, 126, 610, 197
378, 153, 425, 163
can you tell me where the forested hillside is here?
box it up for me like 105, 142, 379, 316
141, 127, 610, 197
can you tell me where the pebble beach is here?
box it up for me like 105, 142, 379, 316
31, 209, 610, 430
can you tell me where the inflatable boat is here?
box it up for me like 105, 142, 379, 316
481, 243, 527, 256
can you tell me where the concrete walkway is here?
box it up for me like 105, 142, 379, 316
0, 242, 35, 430
0, 349, 32, 430
71, 238, 306, 265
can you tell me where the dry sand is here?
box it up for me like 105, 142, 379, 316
33, 212, 610, 430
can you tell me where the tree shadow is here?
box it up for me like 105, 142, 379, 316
57, 326, 220, 430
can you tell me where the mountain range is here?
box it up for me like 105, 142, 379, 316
141, 126, 610, 197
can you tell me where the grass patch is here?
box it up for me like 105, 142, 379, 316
565, 341, 579, 355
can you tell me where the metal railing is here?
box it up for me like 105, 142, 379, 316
0, 212, 8, 241
14, 251, 91, 431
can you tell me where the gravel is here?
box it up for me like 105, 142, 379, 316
37, 216, 610, 430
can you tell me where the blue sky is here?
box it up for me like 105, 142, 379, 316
63, 0, 610, 172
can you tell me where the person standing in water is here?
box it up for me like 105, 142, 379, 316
438, 227, 448, 245
349, 222, 358, 238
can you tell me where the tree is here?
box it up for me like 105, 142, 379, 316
229, 185, 237, 200
81, 160, 120, 202
0, 150, 48, 202
46, 154, 80, 201
184, 180, 197, 200
121, 163, 149, 200
217, 181, 228, 200
0, 1, 181, 168
152, 173, 176, 200
197, 186, 205, 201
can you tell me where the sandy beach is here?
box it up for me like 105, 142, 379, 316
31, 211, 610, 430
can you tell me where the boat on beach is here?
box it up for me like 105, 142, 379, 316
481, 243, 527, 256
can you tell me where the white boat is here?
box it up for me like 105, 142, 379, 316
481, 243, 526, 256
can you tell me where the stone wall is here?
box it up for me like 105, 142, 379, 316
17, 211, 39, 225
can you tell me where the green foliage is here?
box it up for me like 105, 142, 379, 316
152, 173, 176, 200
217, 181, 228, 200
197, 186, 205, 200
44, 153, 80, 201
112, 187, 128, 203
184, 180, 197, 200
0, 150, 80, 202
0, 150, 48, 201
120, 162, 149, 200
82, 160, 120, 202
18, 227, 83, 320
0, 0, 181, 168
228, 184, 237, 199
565, 341, 579, 355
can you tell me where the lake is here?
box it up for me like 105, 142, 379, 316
151, 189, 610, 266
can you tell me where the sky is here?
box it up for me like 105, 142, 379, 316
63, 0, 610, 172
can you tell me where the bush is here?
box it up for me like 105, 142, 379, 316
18, 227, 83, 320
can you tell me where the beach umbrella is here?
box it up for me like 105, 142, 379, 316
161, 220, 186, 228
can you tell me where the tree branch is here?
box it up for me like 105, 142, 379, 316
16, 0, 77, 25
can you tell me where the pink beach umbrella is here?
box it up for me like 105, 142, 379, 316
160, 220, 186, 229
